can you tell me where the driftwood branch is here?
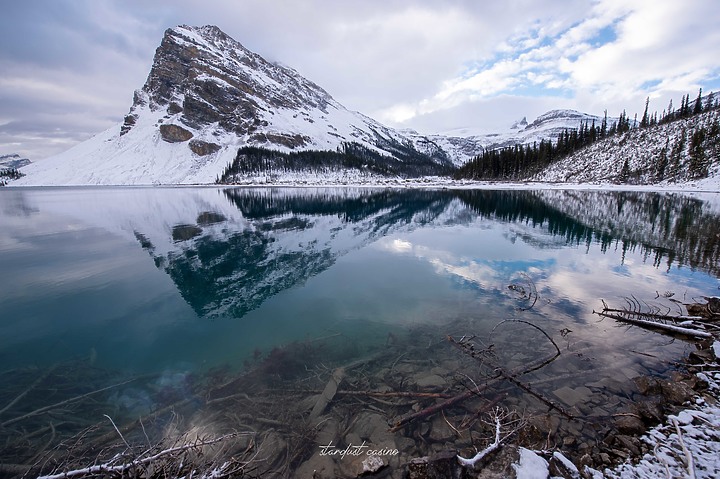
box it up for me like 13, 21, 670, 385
497, 371, 573, 419
600, 306, 704, 323
457, 409, 502, 467
36, 432, 242, 479
310, 367, 344, 419
595, 310, 713, 339
491, 319, 561, 357
672, 418, 697, 479
456, 407, 526, 468
389, 389, 480, 432
270, 389, 454, 399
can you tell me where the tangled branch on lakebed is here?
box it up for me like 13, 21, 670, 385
594, 295, 720, 340
33, 431, 256, 479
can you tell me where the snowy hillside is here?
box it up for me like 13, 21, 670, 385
8, 23, 631, 187
13, 25, 451, 186
534, 108, 720, 188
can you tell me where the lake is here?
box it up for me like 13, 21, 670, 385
1, 186, 718, 477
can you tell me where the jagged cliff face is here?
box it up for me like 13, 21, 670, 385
121, 25, 335, 150
13, 25, 453, 185
119, 24, 453, 164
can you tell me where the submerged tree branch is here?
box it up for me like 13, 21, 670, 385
457, 410, 502, 467
1, 377, 139, 428
595, 310, 713, 339
36, 432, 243, 479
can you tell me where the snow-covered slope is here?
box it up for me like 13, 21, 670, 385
534, 109, 720, 188
14, 25, 451, 186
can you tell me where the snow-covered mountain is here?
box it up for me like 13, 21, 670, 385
426, 109, 612, 154
10, 24, 624, 186
0, 154, 31, 169
399, 109, 625, 172
13, 25, 453, 186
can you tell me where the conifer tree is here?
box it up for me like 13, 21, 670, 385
619, 158, 630, 183
689, 127, 707, 178
655, 140, 669, 181
693, 88, 703, 115
641, 97, 649, 128
706, 91, 715, 110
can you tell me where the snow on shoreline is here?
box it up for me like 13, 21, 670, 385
8, 176, 719, 192
514, 342, 720, 478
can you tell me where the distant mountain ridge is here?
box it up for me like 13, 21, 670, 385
417, 109, 617, 159
11, 25, 612, 186
0, 154, 31, 169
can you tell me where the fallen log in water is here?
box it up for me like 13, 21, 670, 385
389, 389, 480, 432
310, 367, 345, 419
595, 310, 714, 339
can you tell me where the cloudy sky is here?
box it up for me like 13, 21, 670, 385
1, 0, 719, 160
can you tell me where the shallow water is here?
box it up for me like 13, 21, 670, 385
1, 187, 719, 475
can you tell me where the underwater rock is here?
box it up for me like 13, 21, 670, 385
315, 418, 340, 447
404, 450, 467, 479
414, 373, 446, 389
552, 385, 592, 407
429, 416, 456, 442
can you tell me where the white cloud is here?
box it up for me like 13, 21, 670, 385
381, 0, 720, 131
1, 0, 718, 159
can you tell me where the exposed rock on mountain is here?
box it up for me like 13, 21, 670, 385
14, 25, 453, 185
0, 154, 31, 169
121, 25, 334, 146
13, 24, 625, 186
510, 116, 528, 130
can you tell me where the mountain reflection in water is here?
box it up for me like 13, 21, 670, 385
1, 186, 719, 476
126, 188, 720, 320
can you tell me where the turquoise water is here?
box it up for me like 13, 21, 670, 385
1, 187, 718, 371
1, 187, 719, 471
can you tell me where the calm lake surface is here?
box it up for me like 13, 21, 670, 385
1, 186, 719, 474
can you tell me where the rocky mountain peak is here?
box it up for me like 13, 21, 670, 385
510, 116, 528, 130
120, 25, 333, 148
527, 109, 592, 129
